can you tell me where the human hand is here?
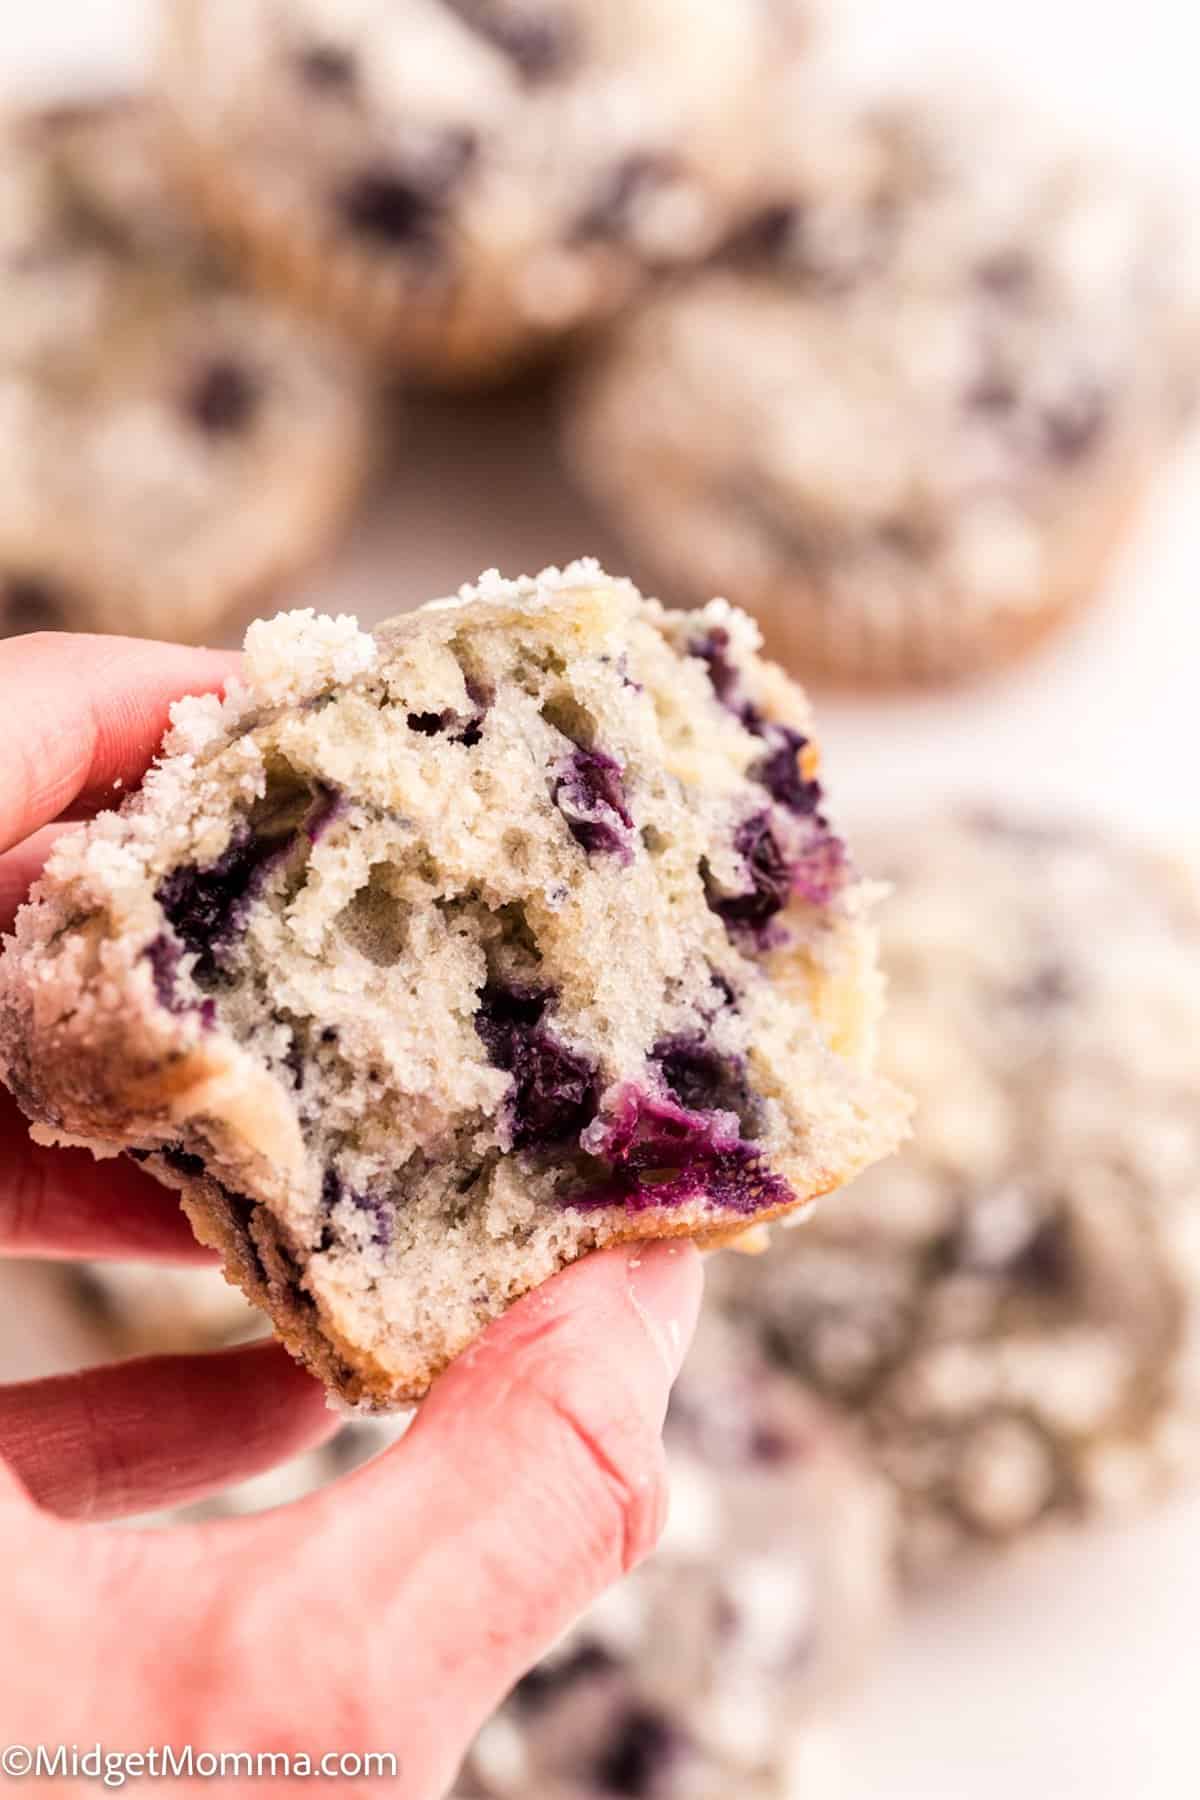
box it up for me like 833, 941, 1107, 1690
0, 632, 704, 1797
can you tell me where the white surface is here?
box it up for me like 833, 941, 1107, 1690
5, 3, 1200, 1796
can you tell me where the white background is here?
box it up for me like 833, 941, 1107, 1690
5, 2, 1200, 1795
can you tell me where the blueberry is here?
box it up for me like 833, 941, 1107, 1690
407, 710, 449, 735
143, 933, 216, 1025
475, 983, 600, 1150
689, 627, 743, 707
790, 829, 847, 908
155, 785, 339, 982
322, 1167, 392, 1248
453, 677, 491, 746
184, 359, 260, 435
708, 969, 737, 1012
592, 1706, 682, 1796
144, 933, 186, 1012
578, 1087, 793, 1217
687, 627, 765, 732
553, 745, 633, 859
407, 688, 488, 743
750, 725, 823, 817
705, 813, 792, 931
652, 1035, 752, 1123
156, 827, 273, 981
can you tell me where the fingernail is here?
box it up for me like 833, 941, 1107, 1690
625, 1241, 704, 1383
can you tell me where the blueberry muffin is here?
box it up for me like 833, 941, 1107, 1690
0, 97, 371, 644
455, 1314, 895, 1798
157, 0, 818, 380
0, 564, 907, 1408
715, 812, 1200, 1575
569, 89, 1199, 686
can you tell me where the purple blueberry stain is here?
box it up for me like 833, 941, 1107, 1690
688, 628, 830, 820
155, 825, 274, 981
751, 725, 823, 817
305, 783, 345, 844
407, 709, 449, 736
154, 784, 343, 985
790, 829, 848, 908
321, 1166, 392, 1249
142, 932, 216, 1026
707, 968, 737, 1012
575, 1085, 793, 1218
553, 744, 634, 860
688, 627, 752, 720
144, 932, 186, 1012
705, 813, 792, 933
652, 1034, 754, 1129
474, 983, 600, 1150
448, 677, 490, 747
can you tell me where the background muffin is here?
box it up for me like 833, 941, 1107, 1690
158, 0, 819, 380
0, 97, 373, 643
568, 87, 1199, 686
715, 811, 1200, 1575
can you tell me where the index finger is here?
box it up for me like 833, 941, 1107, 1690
0, 632, 239, 855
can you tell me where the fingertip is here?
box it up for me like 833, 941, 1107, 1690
0, 1339, 339, 1522
623, 1239, 705, 1387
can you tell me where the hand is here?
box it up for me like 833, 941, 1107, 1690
0, 631, 704, 1797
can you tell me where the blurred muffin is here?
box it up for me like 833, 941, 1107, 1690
455, 1312, 895, 1797
568, 88, 1198, 686
59, 1257, 408, 1521
714, 812, 1200, 1576
62, 1259, 261, 1357
0, 97, 372, 644
157, 0, 819, 381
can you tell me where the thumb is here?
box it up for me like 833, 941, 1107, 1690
272, 1241, 702, 1795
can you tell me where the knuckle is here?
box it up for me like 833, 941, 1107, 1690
525, 1351, 671, 1576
